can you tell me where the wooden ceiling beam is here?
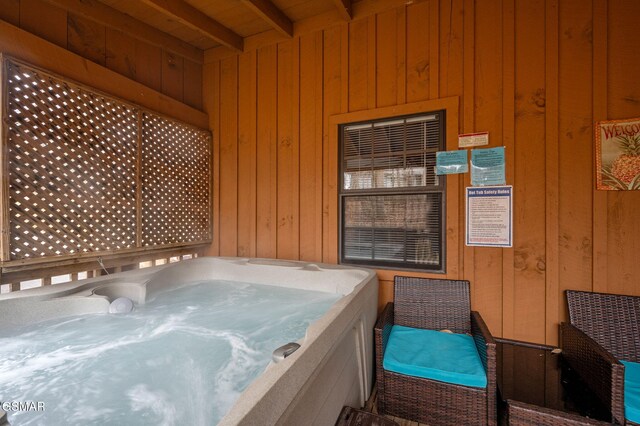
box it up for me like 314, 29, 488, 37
205, 0, 429, 63
240, 0, 293, 37
331, 0, 352, 21
40, 0, 203, 63
139, 0, 244, 52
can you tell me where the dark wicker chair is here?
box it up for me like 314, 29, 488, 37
374, 276, 497, 426
560, 290, 640, 425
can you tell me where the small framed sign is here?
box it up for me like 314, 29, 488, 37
596, 117, 640, 190
458, 131, 489, 148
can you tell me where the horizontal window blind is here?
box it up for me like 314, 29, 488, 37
343, 115, 440, 190
340, 112, 445, 271
343, 194, 441, 266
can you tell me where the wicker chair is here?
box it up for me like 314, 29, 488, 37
374, 277, 497, 426
560, 290, 640, 425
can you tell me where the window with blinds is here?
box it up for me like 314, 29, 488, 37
339, 112, 445, 271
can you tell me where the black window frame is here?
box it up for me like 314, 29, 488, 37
338, 110, 446, 273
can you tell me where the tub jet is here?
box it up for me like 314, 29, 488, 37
109, 297, 134, 314
272, 342, 300, 363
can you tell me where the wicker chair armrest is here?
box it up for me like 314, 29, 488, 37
471, 311, 497, 362
471, 311, 496, 344
471, 311, 497, 426
560, 322, 625, 425
374, 302, 394, 414
374, 302, 395, 352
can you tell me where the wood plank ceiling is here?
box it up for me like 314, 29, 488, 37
91, 0, 353, 51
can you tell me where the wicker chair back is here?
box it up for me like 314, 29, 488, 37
394, 277, 471, 334
567, 290, 640, 363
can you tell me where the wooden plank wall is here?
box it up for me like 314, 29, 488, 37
202, 0, 640, 345
0, 0, 202, 109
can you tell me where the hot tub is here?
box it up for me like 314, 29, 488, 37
0, 257, 378, 425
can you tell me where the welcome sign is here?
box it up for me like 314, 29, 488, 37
596, 117, 640, 190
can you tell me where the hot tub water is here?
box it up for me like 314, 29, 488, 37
0, 280, 340, 425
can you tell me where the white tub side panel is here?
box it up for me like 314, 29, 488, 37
0, 297, 110, 328
222, 272, 378, 426
277, 327, 362, 426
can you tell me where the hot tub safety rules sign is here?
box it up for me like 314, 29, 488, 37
466, 186, 513, 247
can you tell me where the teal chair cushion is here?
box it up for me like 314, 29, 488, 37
383, 325, 487, 388
622, 360, 640, 424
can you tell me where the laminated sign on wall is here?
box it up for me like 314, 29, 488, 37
435, 150, 468, 175
470, 147, 506, 186
466, 186, 513, 247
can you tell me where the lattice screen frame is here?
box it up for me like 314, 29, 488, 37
0, 55, 212, 269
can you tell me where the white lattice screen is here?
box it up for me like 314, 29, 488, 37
1, 57, 212, 265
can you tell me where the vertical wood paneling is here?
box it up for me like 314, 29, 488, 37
429, 0, 439, 99
203, 60, 220, 255
106, 29, 136, 80
444, 105, 461, 281
20, 0, 67, 48
606, 0, 640, 297
322, 26, 345, 264
591, 0, 608, 294
607, 0, 640, 120
439, 0, 465, 284
545, 0, 560, 344
557, 0, 593, 329
162, 51, 184, 103
472, 0, 503, 337
340, 25, 350, 114
348, 19, 369, 112
501, 0, 516, 338
439, 0, 463, 99
0, 0, 20, 26
219, 57, 238, 256
257, 45, 278, 258
367, 17, 377, 109
513, 0, 547, 343
238, 50, 258, 258
396, 7, 407, 105
276, 40, 300, 260
376, 10, 398, 108
406, 2, 430, 102
379, 280, 394, 312
67, 14, 106, 66
183, 59, 203, 110
135, 41, 163, 93
202, 0, 640, 344
299, 32, 324, 261
462, 0, 476, 297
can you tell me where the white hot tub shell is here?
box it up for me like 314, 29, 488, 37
0, 257, 379, 426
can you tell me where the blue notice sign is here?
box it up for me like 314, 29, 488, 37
471, 147, 506, 186
436, 150, 468, 175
